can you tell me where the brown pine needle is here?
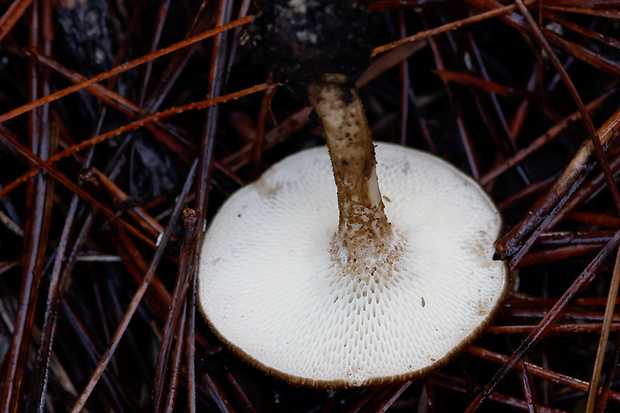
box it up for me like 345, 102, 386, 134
371, 0, 535, 56
585, 245, 620, 413
0, 15, 254, 124
70, 159, 198, 413
0, 82, 273, 201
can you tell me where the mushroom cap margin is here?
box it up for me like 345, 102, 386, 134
198, 142, 508, 388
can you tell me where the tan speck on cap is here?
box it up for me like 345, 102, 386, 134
198, 142, 507, 388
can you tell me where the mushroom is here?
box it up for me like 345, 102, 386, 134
198, 0, 507, 388
199, 142, 507, 388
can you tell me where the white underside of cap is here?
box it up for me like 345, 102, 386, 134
199, 143, 507, 387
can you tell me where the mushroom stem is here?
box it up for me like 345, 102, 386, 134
307, 75, 394, 262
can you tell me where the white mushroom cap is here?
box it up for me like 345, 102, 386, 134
198, 142, 507, 388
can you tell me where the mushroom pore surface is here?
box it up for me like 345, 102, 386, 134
198, 142, 507, 388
